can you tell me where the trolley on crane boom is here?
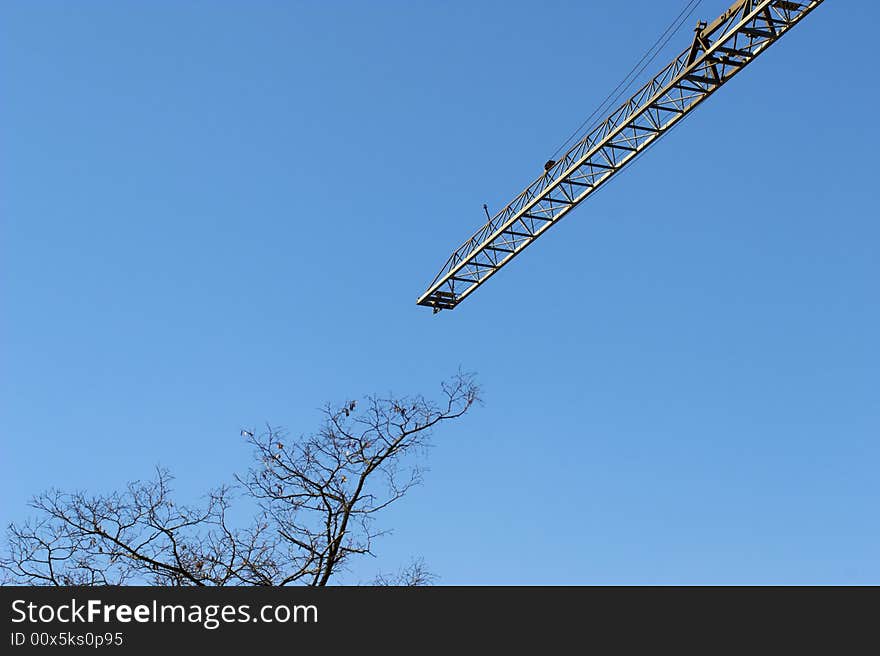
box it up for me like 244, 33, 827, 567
417, 0, 825, 313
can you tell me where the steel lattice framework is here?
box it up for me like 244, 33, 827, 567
417, 0, 825, 312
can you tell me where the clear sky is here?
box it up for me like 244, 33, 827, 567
2, 0, 877, 584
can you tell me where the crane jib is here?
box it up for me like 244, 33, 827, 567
416, 0, 825, 312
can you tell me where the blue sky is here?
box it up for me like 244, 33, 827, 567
2, 0, 877, 584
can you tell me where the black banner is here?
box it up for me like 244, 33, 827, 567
0, 586, 867, 651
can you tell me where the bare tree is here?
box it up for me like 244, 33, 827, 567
1, 374, 478, 586
0, 472, 275, 586
372, 558, 437, 586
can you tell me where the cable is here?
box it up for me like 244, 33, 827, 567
550, 0, 703, 159
549, 0, 705, 161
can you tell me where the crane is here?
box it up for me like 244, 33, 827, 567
417, 0, 825, 312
